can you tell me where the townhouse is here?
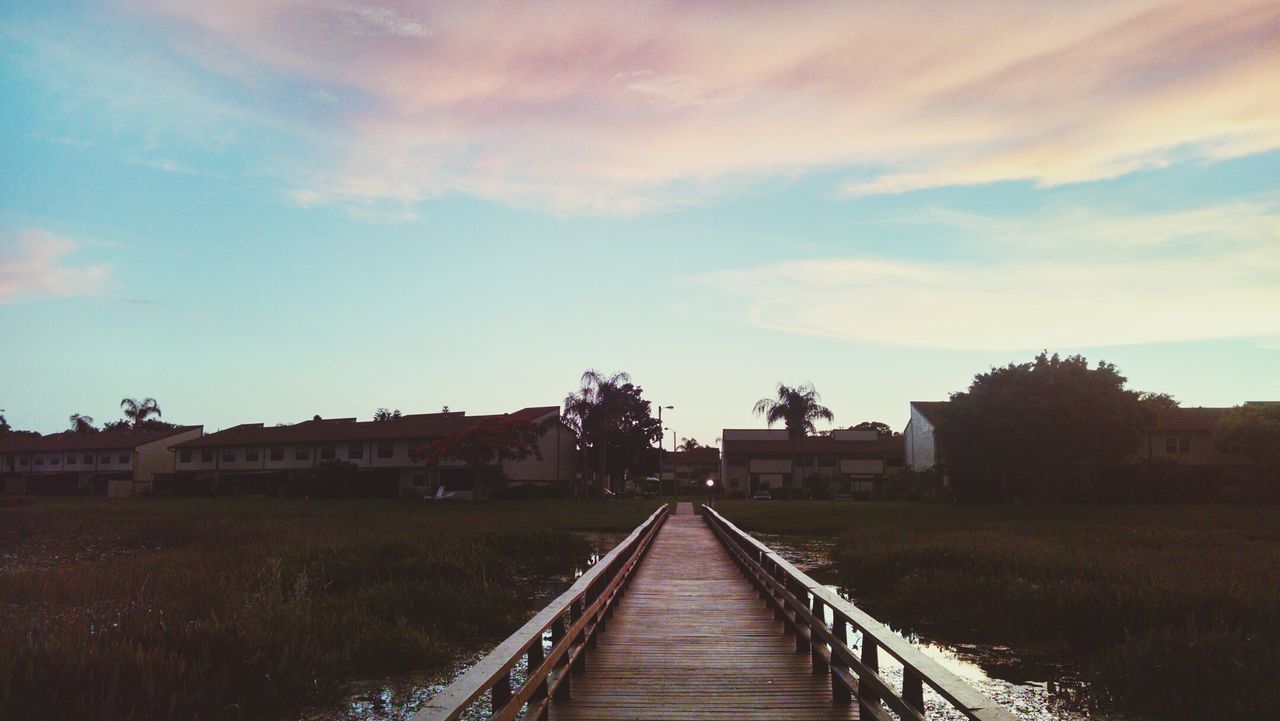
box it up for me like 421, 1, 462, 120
720, 428, 905, 498
169, 406, 574, 497
0, 425, 203, 496
660, 447, 721, 491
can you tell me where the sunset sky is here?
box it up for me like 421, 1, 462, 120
2, 1, 1277, 445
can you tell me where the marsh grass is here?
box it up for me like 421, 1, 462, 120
0, 498, 659, 721
717, 500, 1280, 721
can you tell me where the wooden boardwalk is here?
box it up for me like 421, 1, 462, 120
549, 503, 857, 721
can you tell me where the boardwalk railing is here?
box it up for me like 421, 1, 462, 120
702, 505, 1017, 721
415, 504, 669, 721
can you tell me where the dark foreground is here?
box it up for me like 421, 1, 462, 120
0, 498, 660, 721
717, 500, 1280, 721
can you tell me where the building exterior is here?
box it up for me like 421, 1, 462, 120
0, 426, 204, 496
720, 429, 905, 498
660, 447, 721, 491
904, 401, 949, 471
1133, 406, 1253, 470
169, 406, 574, 497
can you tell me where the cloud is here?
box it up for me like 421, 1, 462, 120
0, 229, 109, 304
78, 1, 1280, 213
701, 199, 1280, 350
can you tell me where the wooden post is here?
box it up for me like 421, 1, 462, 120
859, 640, 882, 718
810, 595, 828, 674
491, 671, 512, 715
904, 667, 925, 717
831, 614, 852, 704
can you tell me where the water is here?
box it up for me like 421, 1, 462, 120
759, 533, 1120, 721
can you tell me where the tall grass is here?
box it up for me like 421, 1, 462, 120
717, 501, 1280, 721
0, 498, 658, 721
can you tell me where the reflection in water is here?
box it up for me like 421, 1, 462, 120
759, 533, 1114, 721
295, 533, 624, 721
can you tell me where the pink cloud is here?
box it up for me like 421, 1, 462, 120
0, 229, 109, 304
122, 0, 1280, 213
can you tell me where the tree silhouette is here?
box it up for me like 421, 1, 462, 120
69, 414, 98, 434
120, 397, 162, 429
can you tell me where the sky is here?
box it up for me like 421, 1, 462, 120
1, 0, 1278, 447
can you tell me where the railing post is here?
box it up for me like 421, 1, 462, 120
810, 594, 828, 674
904, 667, 926, 718
831, 613, 852, 704
551, 615, 571, 700
491, 670, 512, 715
859, 640, 882, 718
793, 581, 810, 653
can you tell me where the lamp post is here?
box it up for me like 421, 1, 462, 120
705, 478, 715, 509
666, 427, 677, 498
656, 405, 673, 500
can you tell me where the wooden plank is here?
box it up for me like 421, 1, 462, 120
548, 502, 857, 721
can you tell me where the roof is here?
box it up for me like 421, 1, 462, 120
722, 434, 904, 456
910, 401, 950, 426
1152, 406, 1232, 432
0, 426, 201, 453
666, 448, 720, 464
173, 406, 560, 448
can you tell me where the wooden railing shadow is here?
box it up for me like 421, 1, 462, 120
414, 504, 669, 721
701, 504, 1017, 721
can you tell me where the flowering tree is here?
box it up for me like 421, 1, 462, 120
409, 417, 543, 496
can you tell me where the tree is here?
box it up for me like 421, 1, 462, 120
1213, 403, 1280, 468
851, 421, 895, 437
373, 408, 402, 421
1138, 392, 1180, 410
409, 416, 543, 498
0, 411, 9, 438
677, 437, 704, 451
936, 352, 1148, 502
120, 397, 162, 429
753, 382, 835, 495
69, 414, 98, 434
562, 370, 663, 497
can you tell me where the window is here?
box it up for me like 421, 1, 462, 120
295, 447, 311, 461
83, 453, 93, 465
200, 449, 214, 463
35, 456, 44, 466
19, 456, 29, 465
100, 454, 111, 464
348, 443, 364, 459
270, 447, 284, 462
118, 453, 130, 464
66, 454, 77, 465
321, 445, 335, 461
1179, 437, 1191, 453
49, 455, 59, 465
222, 450, 236, 463
245, 448, 259, 462
179, 450, 192, 463
376, 443, 394, 459
1165, 436, 1192, 454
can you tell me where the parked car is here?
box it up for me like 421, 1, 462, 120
751, 489, 772, 500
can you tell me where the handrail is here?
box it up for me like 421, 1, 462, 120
701, 505, 1017, 721
414, 503, 669, 721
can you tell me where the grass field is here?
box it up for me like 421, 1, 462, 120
0, 498, 661, 721
716, 500, 1280, 721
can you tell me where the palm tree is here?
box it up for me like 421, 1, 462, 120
69, 413, 97, 434
753, 382, 834, 497
677, 437, 703, 451
120, 397, 162, 429
563, 370, 633, 497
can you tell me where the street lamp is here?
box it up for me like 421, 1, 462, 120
705, 478, 715, 509
665, 427, 677, 498
656, 405, 673, 499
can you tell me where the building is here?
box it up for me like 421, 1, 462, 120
904, 400, 949, 471
660, 447, 721, 491
1134, 406, 1253, 470
169, 406, 574, 497
0, 425, 204, 496
720, 429, 904, 498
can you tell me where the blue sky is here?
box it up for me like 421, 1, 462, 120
2, 1, 1277, 445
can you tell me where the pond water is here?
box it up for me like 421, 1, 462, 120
758, 533, 1129, 721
